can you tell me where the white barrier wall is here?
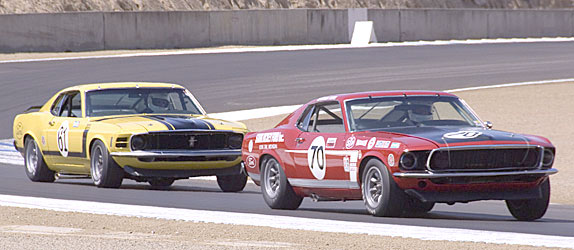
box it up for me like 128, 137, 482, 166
0, 9, 573, 52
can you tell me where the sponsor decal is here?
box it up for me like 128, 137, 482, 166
390, 142, 401, 148
72, 121, 80, 128
367, 137, 376, 149
246, 155, 256, 168
259, 144, 278, 150
41, 136, 46, 146
387, 153, 395, 167
255, 132, 285, 143
349, 166, 357, 182
356, 139, 368, 147
345, 136, 356, 149
326, 138, 337, 148
375, 140, 391, 148
443, 131, 483, 139
307, 137, 327, 180
57, 121, 70, 157
248, 140, 253, 153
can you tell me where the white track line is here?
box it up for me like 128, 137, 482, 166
0, 194, 572, 248
445, 78, 574, 92
1, 37, 574, 64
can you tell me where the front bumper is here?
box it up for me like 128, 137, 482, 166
404, 183, 545, 203
110, 149, 241, 158
123, 163, 243, 178
393, 168, 558, 178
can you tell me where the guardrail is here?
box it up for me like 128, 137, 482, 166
0, 9, 573, 52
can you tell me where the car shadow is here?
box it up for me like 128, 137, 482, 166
52, 180, 261, 195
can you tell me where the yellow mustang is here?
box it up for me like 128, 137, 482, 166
13, 82, 249, 191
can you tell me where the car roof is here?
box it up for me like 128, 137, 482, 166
59, 82, 185, 92
311, 90, 458, 104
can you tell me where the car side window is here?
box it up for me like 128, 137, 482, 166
311, 102, 345, 133
297, 105, 315, 132
50, 94, 66, 116
69, 93, 82, 117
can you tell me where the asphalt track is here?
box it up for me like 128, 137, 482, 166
1, 41, 574, 238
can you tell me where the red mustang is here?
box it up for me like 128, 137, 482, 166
242, 91, 557, 221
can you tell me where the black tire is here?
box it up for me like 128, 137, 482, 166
90, 140, 124, 188
362, 158, 406, 217
506, 179, 550, 221
148, 178, 175, 189
217, 173, 248, 192
24, 137, 55, 182
261, 157, 303, 209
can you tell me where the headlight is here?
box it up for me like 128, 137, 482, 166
228, 134, 243, 149
131, 136, 146, 151
399, 152, 418, 170
542, 148, 554, 167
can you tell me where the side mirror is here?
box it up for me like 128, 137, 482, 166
484, 121, 493, 129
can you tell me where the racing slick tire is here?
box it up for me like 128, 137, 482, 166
362, 158, 405, 217
148, 178, 175, 189
506, 179, 550, 221
261, 157, 303, 210
90, 140, 124, 188
24, 137, 55, 182
217, 173, 247, 192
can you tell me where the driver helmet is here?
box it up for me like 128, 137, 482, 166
409, 104, 433, 122
148, 93, 171, 111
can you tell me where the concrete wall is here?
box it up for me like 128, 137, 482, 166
1, 9, 574, 52
0, 13, 103, 52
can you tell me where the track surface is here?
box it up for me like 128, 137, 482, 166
1, 42, 574, 237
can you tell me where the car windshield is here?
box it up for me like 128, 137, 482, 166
85, 88, 203, 117
346, 95, 483, 131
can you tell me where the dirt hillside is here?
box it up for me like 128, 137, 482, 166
1, 0, 573, 14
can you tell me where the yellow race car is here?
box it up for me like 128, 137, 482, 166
13, 82, 249, 191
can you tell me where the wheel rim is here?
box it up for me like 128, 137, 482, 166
91, 146, 104, 183
264, 159, 281, 199
364, 167, 383, 208
25, 140, 38, 175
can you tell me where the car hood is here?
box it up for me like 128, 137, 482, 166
375, 126, 531, 147
91, 114, 247, 133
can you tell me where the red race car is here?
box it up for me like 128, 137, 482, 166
242, 91, 558, 221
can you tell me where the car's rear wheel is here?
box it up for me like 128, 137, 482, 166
148, 178, 175, 189
90, 140, 123, 188
506, 179, 550, 221
24, 137, 55, 182
261, 157, 303, 209
362, 158, 405, 217
217, 172, 247, 192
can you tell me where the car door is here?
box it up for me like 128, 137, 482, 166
45, 91, 89, 172
289, 102, 349, 190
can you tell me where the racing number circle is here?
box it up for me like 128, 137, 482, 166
57, 121, 69, 157
307, 136, 326, 180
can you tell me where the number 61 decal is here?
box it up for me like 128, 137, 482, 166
57, 120, 70, 157
307, 136, 327, 180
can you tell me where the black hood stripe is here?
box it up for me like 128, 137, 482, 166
378, 127, 528, 145
145, 116, 175, 130
148, 115, 213, 130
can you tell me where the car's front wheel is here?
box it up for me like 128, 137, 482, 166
506, 179, 550, 221
24, 137, 55, 182
90, 140, 123, 188
362, 158, 405, 217
217, 173, 247, 192
261, 157, 302, 209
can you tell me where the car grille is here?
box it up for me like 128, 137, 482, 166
429, 147, 542, 172
134, 131, 242, 151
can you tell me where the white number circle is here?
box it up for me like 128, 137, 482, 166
307, 136, 327, 180
57, 120, 70, 157
443, 131, 482, 139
